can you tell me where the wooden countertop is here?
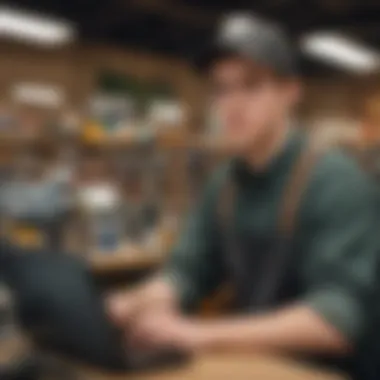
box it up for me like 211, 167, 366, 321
0, 335, 346, 380
0, 339, 344, 380
70, 354, 346, 380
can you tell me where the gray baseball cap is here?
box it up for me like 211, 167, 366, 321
194, 13, 298, 76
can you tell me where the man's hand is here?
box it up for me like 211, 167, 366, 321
106, 277, 178, 328
106, 290, 140, 327
128, 311, 203, 352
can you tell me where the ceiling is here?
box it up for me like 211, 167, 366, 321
6, 0, 380, 76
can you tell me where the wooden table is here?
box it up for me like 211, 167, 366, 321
72, 354, 346, 380
0, 336, 346, 380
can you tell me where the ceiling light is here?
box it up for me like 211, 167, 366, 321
301, 32, 380, 73
11, 83, 65, 108
0, 6, 75, 47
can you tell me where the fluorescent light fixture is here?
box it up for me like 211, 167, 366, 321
0, 6, 75, 46
11, 82, 65, 108
301, 32, 380, 73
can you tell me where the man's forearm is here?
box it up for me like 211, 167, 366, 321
193, 305, 351, 356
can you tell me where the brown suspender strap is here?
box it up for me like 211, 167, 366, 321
218, 137, 327, 239
217, 170, 236, 233
204, 137, 327, 314
277, 138, 327, 237
201, 175, 236, 314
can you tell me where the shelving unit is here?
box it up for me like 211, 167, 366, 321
0, 128, 223, 278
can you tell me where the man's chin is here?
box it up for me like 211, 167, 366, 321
211, 134, 256, 155
223, 139, 254, 156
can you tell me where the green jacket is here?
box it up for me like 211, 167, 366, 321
162, 131, 380, 345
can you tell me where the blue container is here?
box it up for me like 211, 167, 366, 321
92, 210, 123, 252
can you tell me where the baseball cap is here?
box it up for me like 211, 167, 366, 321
194, 13, 298, 76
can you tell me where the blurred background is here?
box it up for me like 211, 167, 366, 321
1, 0, 380, 277
0, 1, 380, 266
1, 0, 380, 362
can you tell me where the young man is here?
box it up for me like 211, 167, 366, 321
108, 13, 379, 371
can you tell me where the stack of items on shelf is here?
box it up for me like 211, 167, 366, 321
0, 91, 223, 273
0, 148, 74, 251
0, 145, 167, 255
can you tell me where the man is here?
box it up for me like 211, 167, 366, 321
108, 13, 379, 372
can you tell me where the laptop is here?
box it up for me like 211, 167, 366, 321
3, 250, 187, 373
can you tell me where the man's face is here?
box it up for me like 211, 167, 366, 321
209, 57, 299, 154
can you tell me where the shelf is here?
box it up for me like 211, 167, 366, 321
89, 247, 165, 274
88, 231, 175, 274
0, 132, 221, 152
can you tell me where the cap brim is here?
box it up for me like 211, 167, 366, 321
191, 40, 298, 77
